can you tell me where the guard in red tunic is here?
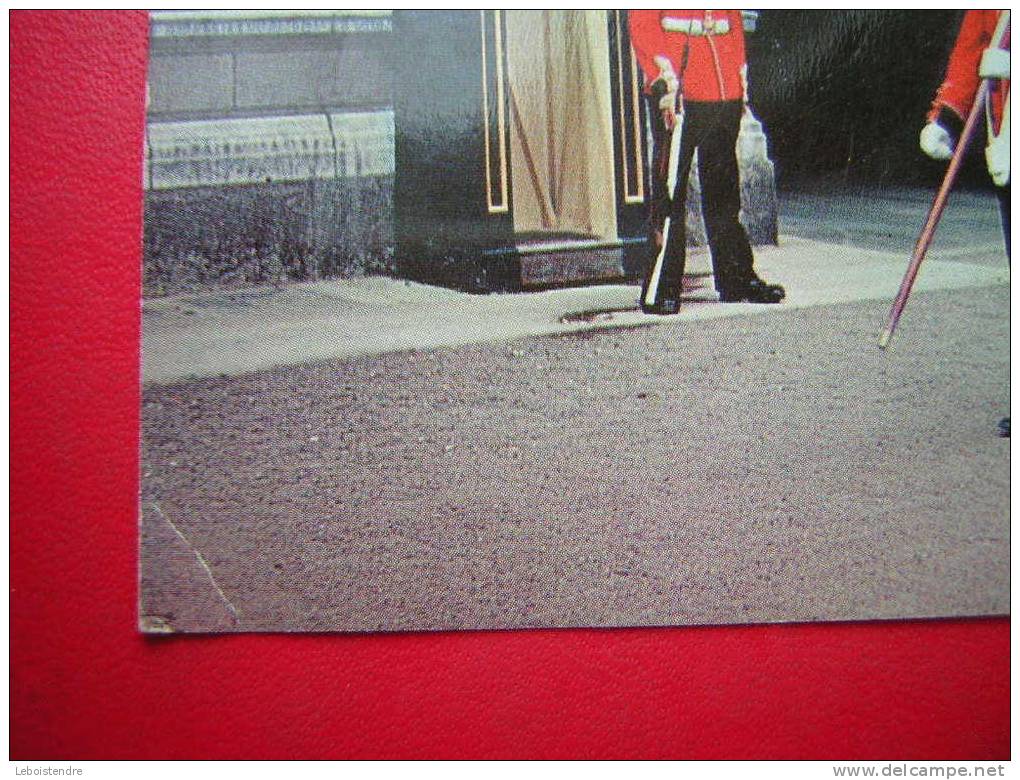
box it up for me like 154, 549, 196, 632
629, 9, 784, 315
921, 10, 1010, 250
919, 9, 1010, 436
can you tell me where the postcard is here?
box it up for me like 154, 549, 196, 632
139, 10, 1009, 632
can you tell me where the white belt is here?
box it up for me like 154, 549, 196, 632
661, 16, 730, 36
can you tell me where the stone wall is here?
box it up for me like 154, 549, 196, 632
143, 11, 395, 297
143, 10, 777, 296
147, 10, 392, 121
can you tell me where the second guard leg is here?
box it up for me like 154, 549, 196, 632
697, 100, 784, 303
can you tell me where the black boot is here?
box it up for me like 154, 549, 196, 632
719, 277, 785, 304
997, 417, 1010, 438
641, 297, 680, 316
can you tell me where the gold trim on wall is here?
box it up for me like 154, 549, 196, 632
615, 10, 645, 204
481, 10, 509, 214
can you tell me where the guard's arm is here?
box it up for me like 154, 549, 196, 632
928, 11, 991, 122
628, 10, 672, 91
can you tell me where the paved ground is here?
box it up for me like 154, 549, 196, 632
778, 179, 1007, 260
139, 185, 1010, 633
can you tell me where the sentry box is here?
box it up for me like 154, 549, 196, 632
392, 10, 777, 293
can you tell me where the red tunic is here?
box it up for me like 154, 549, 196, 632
628, 10, 747, 102
929, 9, 1010, 131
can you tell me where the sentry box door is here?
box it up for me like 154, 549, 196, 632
393, 10, 650, 293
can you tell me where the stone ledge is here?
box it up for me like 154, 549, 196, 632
144, 110, 395, 190
150, 10, 392, 39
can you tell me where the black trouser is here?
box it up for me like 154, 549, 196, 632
643, 99, 756, 305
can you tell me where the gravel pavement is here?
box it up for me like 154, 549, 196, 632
140, 279, 1010, 632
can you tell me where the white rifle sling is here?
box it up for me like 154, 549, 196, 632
644, 109, 685, 307
985, 11, 1011, 186
986, 92, 1009, 186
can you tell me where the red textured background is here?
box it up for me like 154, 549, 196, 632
10, 10, 1009, 760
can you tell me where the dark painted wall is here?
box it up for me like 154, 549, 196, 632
393, 11, 520, 292
747, 10, 993, 189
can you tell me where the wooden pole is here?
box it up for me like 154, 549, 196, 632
879, 12, 1009, 349
878, 81, 990, 349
